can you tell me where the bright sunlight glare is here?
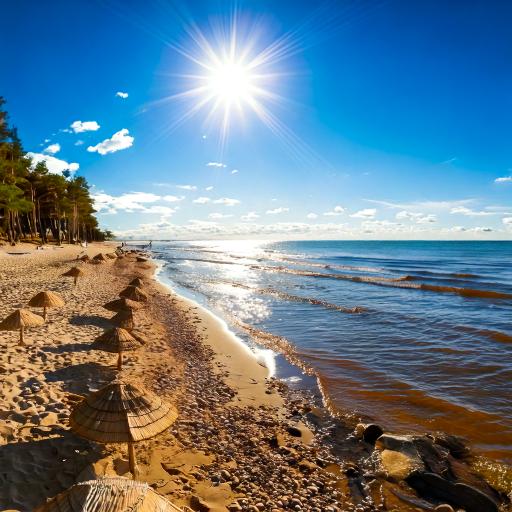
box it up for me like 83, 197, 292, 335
207, 60, 255, 104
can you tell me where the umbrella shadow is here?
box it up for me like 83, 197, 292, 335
45, 362, 116, 394
42, 342, 94, 354
0, 432, 103, 510
68, 314, 112, 328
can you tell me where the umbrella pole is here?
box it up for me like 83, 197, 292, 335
128, 442, 138, 478
74, 276, 78, 286
43, 306, 47, 321
117, 351, 122, 371
19, 326, 25, 346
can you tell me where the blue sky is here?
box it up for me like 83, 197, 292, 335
1, 0, 511, 240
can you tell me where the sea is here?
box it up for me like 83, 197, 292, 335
151, 240, 512, 464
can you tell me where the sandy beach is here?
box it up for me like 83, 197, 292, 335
0, 243, 509, 512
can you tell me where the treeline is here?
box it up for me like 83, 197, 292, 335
0, 97, 111, 245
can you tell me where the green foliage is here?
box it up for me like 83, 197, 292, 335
0, 96, 106, 244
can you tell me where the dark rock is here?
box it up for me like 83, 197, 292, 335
287, 425, 302, 437
406, 471, 499, 512
362, 423, 384, 444
190, 495, 211, 512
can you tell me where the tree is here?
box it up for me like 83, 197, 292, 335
0, 97, 108, 244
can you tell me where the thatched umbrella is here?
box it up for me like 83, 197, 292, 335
62, 266, 85, 286
129, 277, 144, 288
103, 297, 143, 313
0, 309, 45, 345
93, 253, 107, 262
35, 477, 183, 511
69, 379, 178, 477
106, 252, 117, 259
28, 291, 65, 321
77, 254, 90, 262
136, 256, 148, 262
110, 309, 136, 330
92, 327, 143, 370
119, 285, 148, 302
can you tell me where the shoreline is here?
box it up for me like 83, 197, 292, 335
0, 244, 509, 511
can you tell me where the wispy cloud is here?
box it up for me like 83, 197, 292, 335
366, 198, 474, 212
193, 197, 211, 204
231, 169, 239, 174
26, 152, 79, 175
87, 128, 134, 155
307, 213, 318, 219
266, 207, 289, 214
205, 186, 214, 191
116, 91, 129, 99
209, 212, 233, 219
162, 195, 185, 202
450, 206, 495, 217
213, 197, 241, 206
176, 184, 197, 191
206, 162, 226, 168
71, 120, 100, 133
241, 212, 259, 221
495, 175, 512, 183
350, 208, 376, 219
396, 211, 437, 223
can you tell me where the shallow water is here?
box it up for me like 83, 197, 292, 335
152, 240, 512, 462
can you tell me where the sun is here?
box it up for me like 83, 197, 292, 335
206, 60, 255, 105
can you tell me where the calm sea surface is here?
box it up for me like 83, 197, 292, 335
152, 240, 512, 462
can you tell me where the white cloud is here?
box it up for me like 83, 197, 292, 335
74, 140, 84, 146
92, 191, 160, 214
205, 186, 214, 191
213, 197, 241, 206
116, 91, 129, 99
143, 205, 177, 217
206, 162, 227, 168
241, 212, 260, 221
87, 128, 134, 155
209, 213, 233, 219
450, 206, 494, 217
396, 210, 437, 223
351, 208, 377, 219
502, 217, 512, 226
26, 152, 79, 175
162, 195, 185, 202
495, 176, 512, 183
307, 213, 318, 219
366, 199, 473, 211
266, 207, 289, 214
176, 185, 197, 191
323, 205, 345, 216
44, 143, 61, 154
231, 169, 239, 174
71, 120, 100, 133
193, 197, 211, 204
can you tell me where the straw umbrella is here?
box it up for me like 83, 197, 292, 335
28, 291, 65, 321
93, 253, 107, 262
136, 256, 148, 262
0, 309, 45, 345
129, 277, 144, 288
77, 254, 90, 262
103, 297, 143, 313
35, 477, 183, 512
106, 252, 117, 259
62, 266, 85, 286
92, 327, 143, 370
110, 309, 136, 330
119, 285, 148, 302
69, 379, 178, 477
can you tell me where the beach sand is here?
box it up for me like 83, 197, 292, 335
0, 244, 351, 512
1, 243, 507, 512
